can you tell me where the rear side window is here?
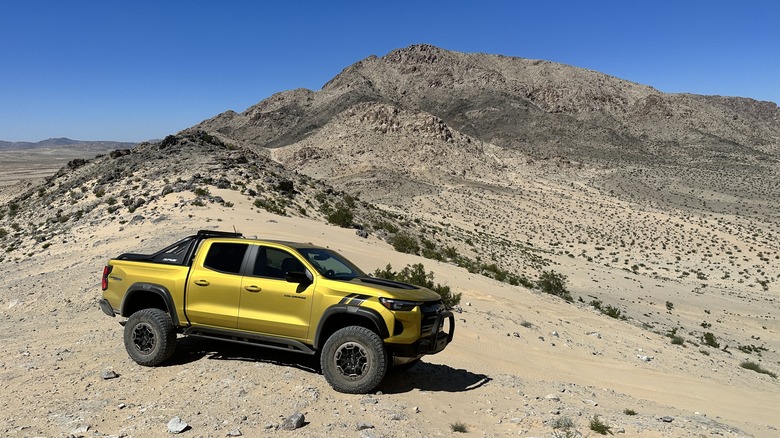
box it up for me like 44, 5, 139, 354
203, 243, 248, 274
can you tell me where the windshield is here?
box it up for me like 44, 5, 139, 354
295, 247, 366, 280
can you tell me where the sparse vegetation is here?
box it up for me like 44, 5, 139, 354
373, 263, 461, 309
589, 415, 612, 435
326, 203, 354, 228
391, 232, 420, 255
623, 408, 637, 415
701, 332, 719, 348
254, 198, 287, 216
551, 416, 580, 437
537, 270, 572, 302
450, 421, 468, 433
740, 360, 777, 378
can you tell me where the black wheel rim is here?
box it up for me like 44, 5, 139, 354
132, 322, 156, 354
334, 342, 369, 378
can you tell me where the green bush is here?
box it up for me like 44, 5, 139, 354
702, 332, 719, 348
254, 198, 286, 216
589, 415, 612, 435
450, 422, 468, 433
740, 360, 777, 378
326, 204, 354, 228
373, 263, 462, 309
537, 270, 572, 302
392, 233, 420, 255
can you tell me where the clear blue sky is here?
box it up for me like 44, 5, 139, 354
1, 1, 778, 142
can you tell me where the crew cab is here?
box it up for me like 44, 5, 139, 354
99, 230, 454, 393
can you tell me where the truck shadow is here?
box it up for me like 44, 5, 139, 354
169, 337, 489, 394
169, 337, 319, 373
379, 362, 491, 394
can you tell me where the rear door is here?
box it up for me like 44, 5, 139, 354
237, 245, 314, 339
186, 241, 250, 328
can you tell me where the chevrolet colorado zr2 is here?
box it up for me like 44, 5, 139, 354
99, 230, 454, 393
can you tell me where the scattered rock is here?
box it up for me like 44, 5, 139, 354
360, 396, 379, 405
660, 416, 674, 423
167, 416, 189, 434
100, 370, 119, 380
226, 429, 242, 436
356, 422, 374, 430
280, 411, 305, 430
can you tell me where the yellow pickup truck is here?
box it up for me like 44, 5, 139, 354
99, 230, 454, 393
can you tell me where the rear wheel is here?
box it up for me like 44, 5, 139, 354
320, 326, 388, 394
123, 308, 176, 366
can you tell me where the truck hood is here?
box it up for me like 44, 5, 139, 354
332, 276, 443, 302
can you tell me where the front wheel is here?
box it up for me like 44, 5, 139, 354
123, 308, 177, 366
320, 326, 388, 394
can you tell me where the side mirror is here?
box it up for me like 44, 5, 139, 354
285, 270, 312, 284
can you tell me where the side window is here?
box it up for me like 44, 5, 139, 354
203, 242, 248, 274
252, 247, 305, 279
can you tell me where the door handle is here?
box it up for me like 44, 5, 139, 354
244, 285, 261, 293
194, 279, 210, 286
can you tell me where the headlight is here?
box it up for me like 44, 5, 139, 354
379, 297, 422, 311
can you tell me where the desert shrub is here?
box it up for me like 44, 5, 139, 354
93, 187, 106, 198
254, 198, 286, 216
538, 270, 572, 302
326, 204, 354, 228
450, 422, 468, 433
275, 179, 295, 196
0, 228, 7, 239
589, 415, 612, 435
702, 332, 719, 348
737, 344, 768, 355
193, 187, 210, 196
373, 263, 461, 309
551, 416, 580, 437
740, 360, 777, 378
602, 304, 625, 320
392, 233, 420, 255
373, 220, 399, 234
623, 408, 637, 415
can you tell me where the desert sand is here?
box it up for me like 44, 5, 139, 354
1, 184, 777, 437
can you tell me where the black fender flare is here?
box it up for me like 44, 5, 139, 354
121, 282, 180, 327
313, 305, 390, 350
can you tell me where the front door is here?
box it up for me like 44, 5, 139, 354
237, 246, 314, 339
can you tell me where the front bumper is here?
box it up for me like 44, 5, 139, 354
419, 310, 455, 354
388, 310, 455, 357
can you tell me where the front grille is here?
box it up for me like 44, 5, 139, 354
420, 300, 445, 335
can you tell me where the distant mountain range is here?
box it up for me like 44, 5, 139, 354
193, 44, 780, 167
0, 138, 135, 151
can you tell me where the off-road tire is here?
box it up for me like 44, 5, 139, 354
320, 326, 388, 394
123, 308, 177, 366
